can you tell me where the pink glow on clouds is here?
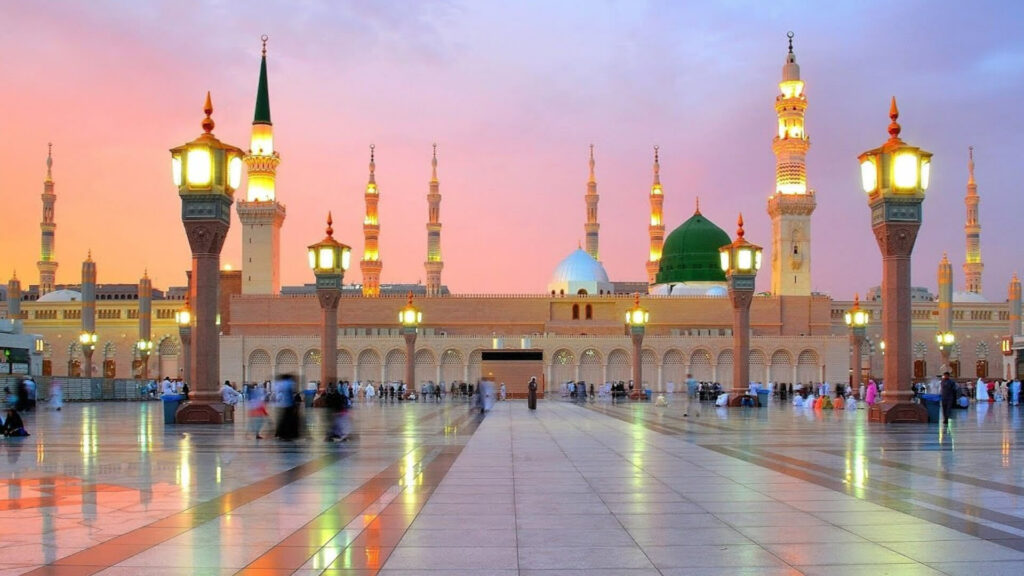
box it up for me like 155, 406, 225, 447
2, 1, 1023, 300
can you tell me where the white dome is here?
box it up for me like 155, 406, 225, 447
36, 289, 82, 302
550, 249, 609, 285
952, 291, 988, 303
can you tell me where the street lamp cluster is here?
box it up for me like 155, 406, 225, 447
625, 294, 649, 393
936, 330, 955, 373
308, 213, 352, 389
720, 214, 762, 394
79, 331, 97, 378
845, 294, 868, 389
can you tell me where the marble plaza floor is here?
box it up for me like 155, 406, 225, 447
1, 396, 1023, 576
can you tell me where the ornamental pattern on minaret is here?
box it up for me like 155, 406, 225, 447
1009, 274, 1021, 337
361, 144, 383, 297
963, 146, 983, 294
937, 252, 953, 333
37, 143, 59, 296
238, 36, 286, 296
585, 144, 600, 261
767, 32, 816, 297
646, 145, 664, 286
425, 144, 444, 297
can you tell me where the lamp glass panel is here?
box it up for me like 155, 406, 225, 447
845, 312, 852, 326
307, 249, 316, 270
920, 160, 931, 190
228, 156, 243, 189
860, 159, 877, 193
754, 249, 762, 271
893, 152, 919, 189
172, 155, 182, 186
186, 147, 212, 186
719, 251, 730, 272
341, 248, 351, 271
737, 248, 753, 271
319, 247, 335, 270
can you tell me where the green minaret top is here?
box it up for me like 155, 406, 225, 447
253, 35, 272, 125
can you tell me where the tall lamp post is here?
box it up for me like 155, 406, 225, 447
400, 293, 422, 392
176, 307, 192, 383
845, 294, 868, 390
79, 331, 97, 378
719, 214, 762, 393
137, 339, 154, 380
170, 92, 244, 424
309, 213, 351, 389
936, 331, 955, 374
859, 98, 932, 423
625, 293, 648, 395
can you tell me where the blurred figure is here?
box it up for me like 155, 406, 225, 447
274, 374, 300, 440
2, 408, 29, 437
247, 386, 268, 439
50, 379, 63, 411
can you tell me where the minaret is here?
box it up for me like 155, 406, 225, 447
646, 145, 664, 285
237, 36, 286, 295
1009, 274, 1022, 338
138, 270, 152, 351
360, 144, 383, 297
585, 144, 600, 260
963, 146, 983, 294
7, 272, 22, 322
937, 252, 953, 335
81, 252, 97, 377
37, 143, 58, 296
424, 144, 444, 296
767, 32, 816, 297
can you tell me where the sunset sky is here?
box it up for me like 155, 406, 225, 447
2, 1, 1022, 300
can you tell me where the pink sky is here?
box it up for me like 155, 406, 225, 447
2, 1, 1022, 300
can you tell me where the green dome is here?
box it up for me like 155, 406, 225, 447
655, 210, 731, 284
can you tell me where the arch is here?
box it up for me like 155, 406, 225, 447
384, 348, 407, 382
302, 348, 321, 384
552, 348, 575, 386
797, 349, 818, 385
572, 304, 580, 320
585, 304, 593, 320
579, 348, 603, 384
415, 349, 436, 385
440, 348, 464, 384
103, 342, 118, 378
716, 349, 734, 388
689, 348, 713, 382
606, 348, 630, 383
975, 341, 990, 360
468, 349, 483, 384
662, 349, 685, 386
337, 349, 354, 382
103, 342, 117, 360
249, 349, 272, 384
276, 349, 299, 378
640, 348, 658, 390
913, 341, 928, 359
749, 349, 767, 383
770, 349, 794, 384
157, 336, 179, 356
577, 289, 588, 295
42, 341, 53, 359
357, 349, 381, 383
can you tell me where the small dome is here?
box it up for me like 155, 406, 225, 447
550, 248, 609, 285
36, 289, 82, 302
656, 210, 731, 284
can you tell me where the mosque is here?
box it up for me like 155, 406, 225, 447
2, 36, 1021, 395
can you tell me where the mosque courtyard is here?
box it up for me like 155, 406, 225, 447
1, 397, 1023, 576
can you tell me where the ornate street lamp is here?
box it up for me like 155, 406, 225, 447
400, 292, 422, 391
845, 294, 868, 389
137, 339, 154, 380
625, 293, 649, 395
309, 213, 351, 389
175, 307, 192, 384
936, 331, 955, 374
858, 97, 932, 423
170, 92, 243, 424
79, 331, 97, 379
720, 214, 762, 394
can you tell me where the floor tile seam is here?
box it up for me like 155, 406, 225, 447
749, 447, 1024, 535
708, 444, 1024, 554
21, 451, 350, 576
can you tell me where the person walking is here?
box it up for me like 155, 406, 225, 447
940, 371, 958, 424
1010, 378, 1021, 406
527, 377, 538, 410
684, 373, 700, 417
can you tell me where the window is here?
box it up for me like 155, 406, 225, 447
572, 304, 579, 320
585, 304, 593, 320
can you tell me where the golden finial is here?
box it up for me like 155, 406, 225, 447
853, 292, 860, 307
46, 142, 53, 181
633, 292, 640, 307
787, 31, 794, 54
202, 91, 215, 133
11, 269, 17, 281
695, 196, 701, 214
653, 145, 659, 164
407, 291, 414, 307
588, 144, 595, 180
887, 96, 901, 141
87, 249, 93, 262
143, 268, 148, 279
431, 142, 438, 181
326, 212, 334, 237
261, 34, 268, 57
736, 213, 745, 239
968, 145, 976, 185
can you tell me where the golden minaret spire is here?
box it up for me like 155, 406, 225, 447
361, 144, 383, 297
646, 145, 665, 285
768, 31, 816, 297
38, 143, 58, 295
425, 143, 444, 296
964, 146, 983, 294
584, 144, 600, 260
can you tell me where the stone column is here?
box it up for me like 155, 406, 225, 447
631, 329, 644, 392
729, 276, 755, 393
318, 290, 340, 386
850, 327, 864, 388
179, 325, 192, 384
404, 329, 417, 390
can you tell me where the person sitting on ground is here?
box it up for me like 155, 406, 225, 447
846, 394, 858, 411
2, 408, 29, 437
221, 380, 242, 406
832, 391, 845, 410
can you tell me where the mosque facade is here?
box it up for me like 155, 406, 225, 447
3, 36, 1021, 392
